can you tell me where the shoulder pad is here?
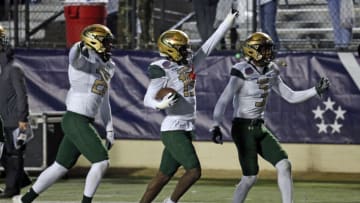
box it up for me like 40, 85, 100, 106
148, 60, 168, 79
232, 61, 257, 79
150, 59, 173, 69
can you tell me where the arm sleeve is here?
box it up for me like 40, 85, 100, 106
10, 66, 29, 122
272, 76, 317, 103
213, 75, 244, 126
99, 90, 113, 132
143, 78, 167, 109
69, 42, 97, 69
193, 12, 237, 67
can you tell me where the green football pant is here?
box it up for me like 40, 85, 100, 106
56, 111, 108, 169
231, 118, 288, 176
159, 130, 201, 176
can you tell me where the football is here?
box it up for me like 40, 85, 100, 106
155, 87, 177, 100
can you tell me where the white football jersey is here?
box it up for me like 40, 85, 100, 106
66, 42, 115, 118
143, 11, 238, 131
151, 59, 196, 131
212, 60, 317, 125
231, 61, 280, 119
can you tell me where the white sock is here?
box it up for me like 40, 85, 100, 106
32, 162, 68, 194
275, 159, 293, 203
232, 175, 257, 203
83, 160, 109, 197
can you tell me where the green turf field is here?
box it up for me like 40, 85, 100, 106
2, 176, 360, 203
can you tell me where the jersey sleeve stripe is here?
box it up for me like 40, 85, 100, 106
230, 68, 245, 79
148, 65, 166, 79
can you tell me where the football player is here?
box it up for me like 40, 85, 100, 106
140, 9, 239, 203
16, 24, 116, 203
210, 32, 330, 203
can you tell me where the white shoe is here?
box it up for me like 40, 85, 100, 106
163, 197, 176, 203
12, 195, 23, 203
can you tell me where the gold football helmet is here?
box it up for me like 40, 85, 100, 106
81, 24, 114, 54
0, 25, 5, 37
157, 29, 190, 63
0, 25, 8, 51
242, 32, 275, 66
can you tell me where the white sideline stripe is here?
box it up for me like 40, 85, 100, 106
337, 52, 360, 90
10, 201, 203, 203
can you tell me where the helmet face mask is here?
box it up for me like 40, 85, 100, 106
157, 29, 191, 64
81, 24, 114, 61
243, 32, 276, 67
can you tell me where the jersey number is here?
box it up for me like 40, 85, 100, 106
255, 78, 269, 107
178, 68, 195, 97
91, 68, 109, 96
91, 79, 108, 96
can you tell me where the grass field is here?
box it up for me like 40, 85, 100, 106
1, 173, 360, 203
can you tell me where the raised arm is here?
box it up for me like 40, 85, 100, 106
193, 11, 238, 68
69, 42, 98, 69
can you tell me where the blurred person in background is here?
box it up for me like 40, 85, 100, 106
214, 0, 239, 50
15, 24, 116, 203
106, 0, 119, 43
0, 25, 32, 199
139, 9, 238, 203
192, 0, 220, 45
259, 0, 280, 49
0, 116, 3, 161
210, 32, 330, 203
137, 0, 154, 49
213, 0, 252, 50
327, 0, 354, 50
0, 116, 4, 190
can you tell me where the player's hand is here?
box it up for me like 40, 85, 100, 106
0, 142, 4, 159
156, 92, 178, 109
315, 77, 330, 97
79, 42, 90, 57
105, 131, 115, 150
231, 3, 239, 17
211, 126, 223, 144
231, 8, 239, 17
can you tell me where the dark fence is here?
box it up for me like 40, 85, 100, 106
0, 0, 359, 51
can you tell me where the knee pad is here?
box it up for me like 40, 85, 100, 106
53, 162, 69, 175
276, 159, 292, 173
238, 175, 257, 188
91, 160, 109, 174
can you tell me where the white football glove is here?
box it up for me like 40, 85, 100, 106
0, 142, 4, 159
105, 131, 115, 150
155, 92, 178, 110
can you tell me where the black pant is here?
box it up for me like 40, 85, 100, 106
0, 127, 31, 194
